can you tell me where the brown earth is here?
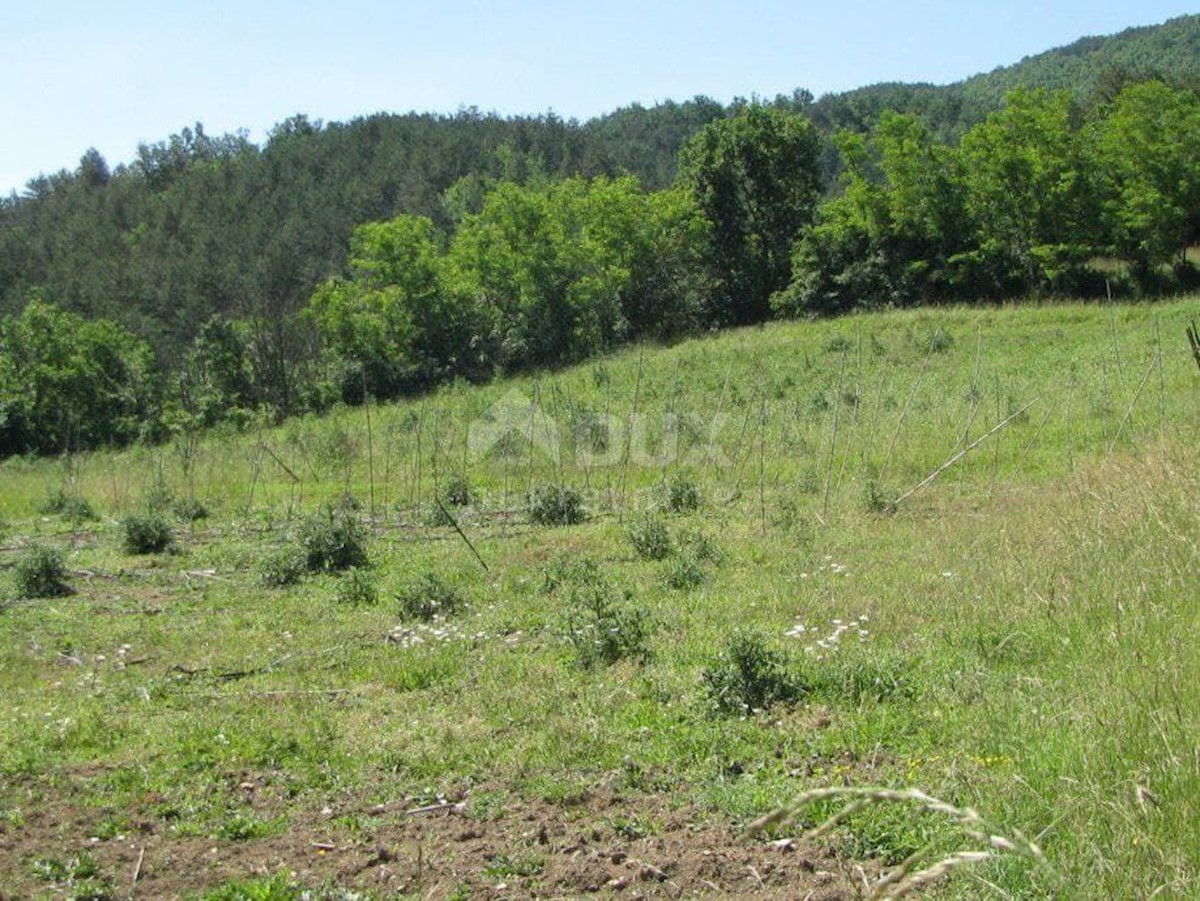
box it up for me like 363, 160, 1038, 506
0, 775, 871, 899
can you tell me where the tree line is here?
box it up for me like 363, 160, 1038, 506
2, 80, 1198, 458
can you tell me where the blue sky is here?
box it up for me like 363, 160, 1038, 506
3, 1, 1195, 195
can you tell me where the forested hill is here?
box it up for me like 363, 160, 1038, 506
1, 13, 1198, 356
808, 13, 1200, 136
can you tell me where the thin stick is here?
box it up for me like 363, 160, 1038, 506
895, 397, 1040, 506
130, 845, 145, 894
434, 497, 490, 574
364, 380, 376, 517
1107, 354, 1158, 453
618, 347, 645, 520
1108, 281, 1126, 387
822, 348, 848, 517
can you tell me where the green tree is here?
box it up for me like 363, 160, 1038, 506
0, 299, 160, 455
677, 106, 822, 324
1092, 81, 1200, 278
957, 89, 1100, 294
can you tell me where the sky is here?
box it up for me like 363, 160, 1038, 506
2, 1, 1196, 195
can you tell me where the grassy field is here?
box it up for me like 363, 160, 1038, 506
1, 299, 1198, 898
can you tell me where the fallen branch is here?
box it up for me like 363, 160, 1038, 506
895, 397, 1040, 507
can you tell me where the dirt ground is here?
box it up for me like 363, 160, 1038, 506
1, 774, 870, 899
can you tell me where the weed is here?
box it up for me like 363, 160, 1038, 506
440, 473, 474, 507
484, 852, 545, 878
625, 513, 673, 560
121, 512, 174, 554
656, 474, 702, 513
703, 630, 805, 715
40, 486, 96, 522
397, 572, 463, 621
824, 333, 853, 353
32, 851, 115, 899
260, 546, 306, 587
299, 506, 369, 573
200, 872, 303, 900
663, 550, 708, 590
563, 576, 653, 668
913, 325, 955, 354
335, 568, 379, 606
863, 479, 899, 514
527, 484, 585, 526
541, 554, 604, 594
12, 544, 72, 598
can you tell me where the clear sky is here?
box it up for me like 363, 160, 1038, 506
3, 1, 1195, 196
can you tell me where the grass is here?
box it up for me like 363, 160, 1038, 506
0, 299, 1197, 897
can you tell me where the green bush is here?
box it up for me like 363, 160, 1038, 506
625, 513, 673, 560
563, 577, 653, 669
40, 487, 96, 522
663, 551, 708, 590
335, 568, 379, 606
299, 506, 369, 573
440, 474, 474, 507
656, 475, 702, 513
703, 629, 805, 715
396, 572, 463, 621
121, 513, 174, 554
13, 545, 72, 598
260, 547, 305, 588
527, 484, 585, 526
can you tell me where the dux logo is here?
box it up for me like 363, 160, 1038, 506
468, 389, 560, 463
468, 388, 732, 468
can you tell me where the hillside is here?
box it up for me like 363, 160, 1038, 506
1, 300, 1198, 896
3, 13, 1198, 356
810, 13, 1200, 135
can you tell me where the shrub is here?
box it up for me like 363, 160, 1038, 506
656, 475, 702, 514
863, 480, 898, 515
440, 474, 474, 507
260, 547, 305, 588
40, 487, 96, 522
563, 577, 653, 669
13, 545, 72, 598
541, 554, 605, 594
703, 629, 805, 715
121, 513, 174, 554
625, 513, 673, 560
663, 551, 708, 591
335, 568, 379, 606
299, 506, 369, 573
527, 484, 585, 526
396, 572, 463, 621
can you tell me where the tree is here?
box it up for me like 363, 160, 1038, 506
0, 299, 160, 455
1092, 81, 1200, 278
957, 89, 1100, 295
677, 106, 822, 324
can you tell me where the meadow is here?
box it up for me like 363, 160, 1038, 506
1, 299, 1197, 898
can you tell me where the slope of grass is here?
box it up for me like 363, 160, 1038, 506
1, 299, 1197, 897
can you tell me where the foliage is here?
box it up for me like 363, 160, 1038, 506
624, 513, 673, 560
396, 572, 463, 621
1092, 81, 1200, 277
562, 574, 653, 669
334, 568, 379, 607
121, 513, 174, 555
40, 487, 96, 522
12, 544, 72, 598
703, 629, 805, 715
677, 106, 823, 324
0, 300, 160, 456
655, 474, 702, 513
527, 484, 585, 526
298, 506, 369, 573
